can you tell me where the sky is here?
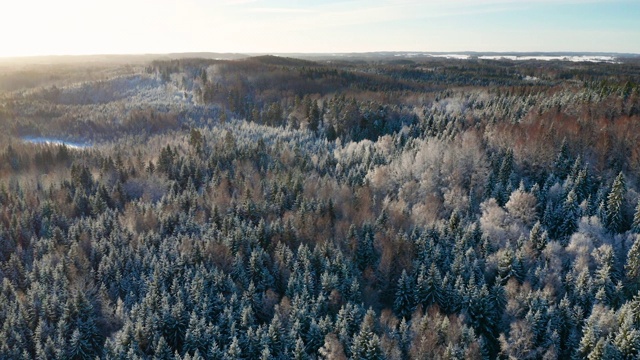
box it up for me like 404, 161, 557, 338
1, 0, 639, 57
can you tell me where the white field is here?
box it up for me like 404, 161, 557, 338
477, 55, 617, 63
22, 136, 91, 149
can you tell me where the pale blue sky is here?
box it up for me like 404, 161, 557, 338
2, 0, 638, 57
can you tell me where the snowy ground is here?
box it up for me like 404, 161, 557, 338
427, 54, 472, 60
22, 136, 92, 149
477, 55, 617, 63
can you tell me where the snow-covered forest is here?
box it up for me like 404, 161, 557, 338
1, 54, 640, 359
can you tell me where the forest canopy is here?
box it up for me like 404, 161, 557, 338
1, 54, 640, 359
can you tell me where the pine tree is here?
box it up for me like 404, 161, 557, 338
578, 321, 599, 359
600, 340, 623, 360
225, 337, 242, 360
543, 200, 563, 240
594, 249, 618, 307
529, 221, 548, 253
292, 337, 307, 360
164, 296, 189, 352
261, 344, 274, 360
183, 312, 209, 356
267, 313, 285, 354
351, 309, 384, 360
488, 283, 507, 316
305, 319, 324, 354
69, 292, 102, 359
625, 236, 640, 295
335, 303, 364, 353
353, 224, 377, 271
67, 328, 93, 360
613, 316, 640, 359
632, 200, 640, 233
394, 270, 415, 319
309, 100, 321, 132
415, 264, 442, 309
559, 189, 580, 239
154, 336, 174, 360
397, 318, 411, 358
497, 247, 515, 285
466, 285, 498, 357
208, 340, 224, 360
554, 140, 573, 179
606, 172, 627, 233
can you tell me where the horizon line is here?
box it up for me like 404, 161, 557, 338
1, 50, 640, 60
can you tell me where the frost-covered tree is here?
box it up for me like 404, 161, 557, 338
394, 270, 415, 319
606, 172, 627, 233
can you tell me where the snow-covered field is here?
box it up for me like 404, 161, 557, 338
22, 136, 92, 149
478, 55, 617, 63
427, 54, 472, 60
396, 53, 618, 63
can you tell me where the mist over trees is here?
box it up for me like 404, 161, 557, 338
0, 54, 640, 359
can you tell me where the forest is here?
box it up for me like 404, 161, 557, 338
1, 53, 640, 359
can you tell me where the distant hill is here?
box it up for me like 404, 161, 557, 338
2, 51, 638, 67
0, 52, 250, 66
246, 55, 318, 67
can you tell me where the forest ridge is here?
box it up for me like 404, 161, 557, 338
0, 54, 640, 359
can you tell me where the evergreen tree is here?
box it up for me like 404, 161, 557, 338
208, 340, 224, 360
415, 264, 442, 310
606, 172, 627, 233
625, 236, 640, 295
529, 221, 549, 253
466, 285, 498, 357
67, 292, 103, 359
67, 328, 94, 360
554, 140, 573, 179
394, 270, 415, 319
632, 200, 640, 233
335, 303, 364, 354
353, 224, 377, 271
578, 321, 599, 359
601, 341, 623, 360
225, 337, 242, 360
305, 319, 324, 354
292, 337, 307, 360
183, 312, 209, 356
498, 247, 515, 285
154, 336, 174, 360
613, 316, 640, 359
351, 309, 384, 360
267, 313, 285, 354
559, 189, 580, 239
543, 200, 564, 240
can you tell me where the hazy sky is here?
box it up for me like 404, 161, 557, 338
2, 0, 639, 57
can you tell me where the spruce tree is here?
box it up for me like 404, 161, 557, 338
625, 236, 640, 294
554, 140, 573, 179
351, 309, 384, 360
633, 200, 640, 233
529, 221, 549, 253
466, 285, 498, 357
606, 172, 627, 233
415, 264, 442, 309
225, 337, 242, 360
498, 247, 515, 285
560, 189, 580, 239
394, 270, 415, 319
613, 316, 640, 359
154, 336, 174, 360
